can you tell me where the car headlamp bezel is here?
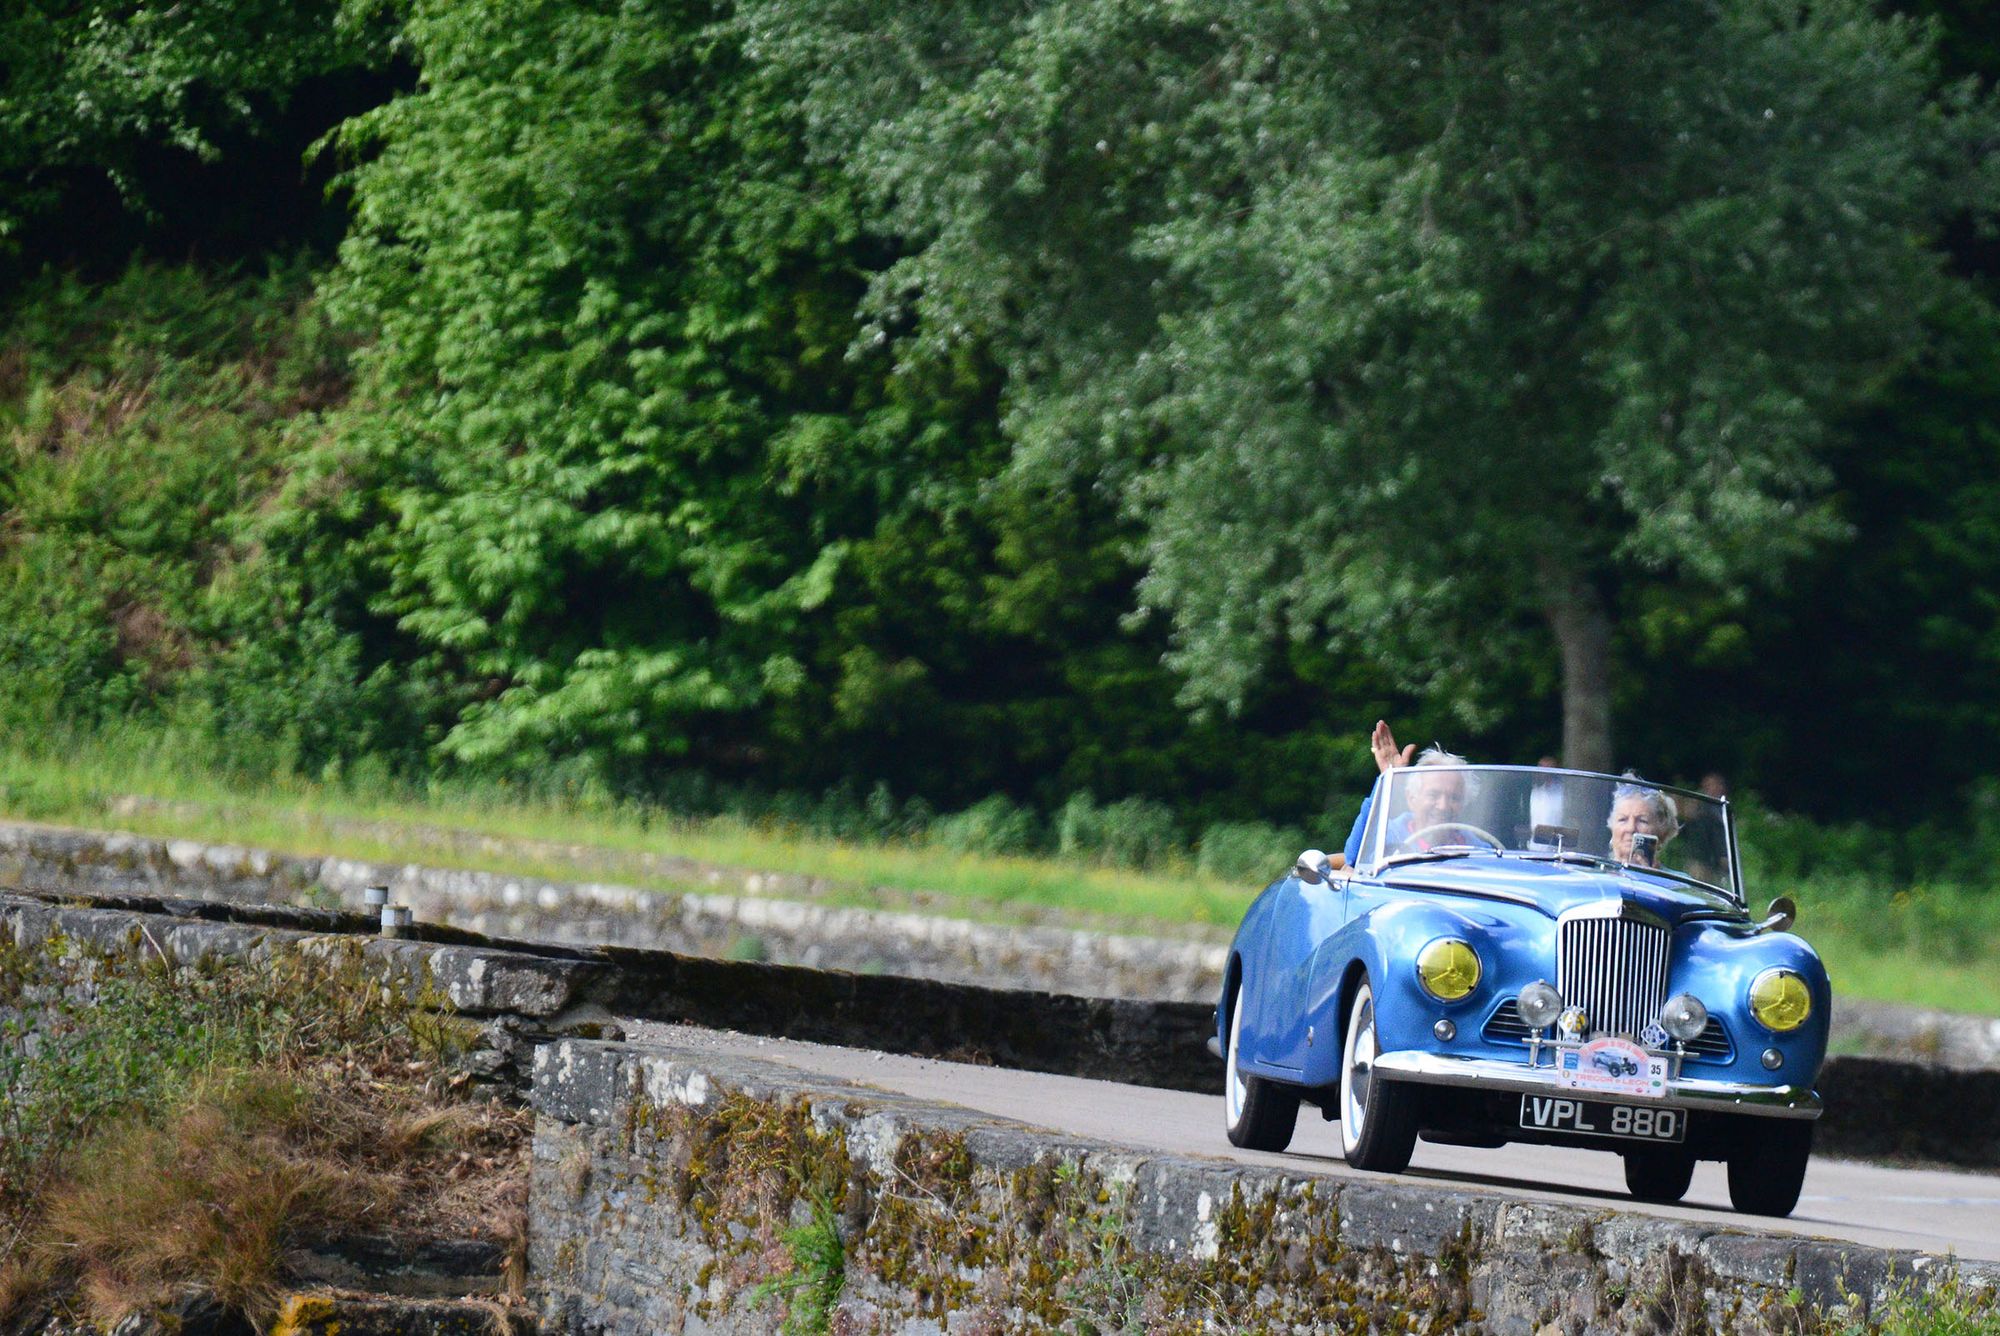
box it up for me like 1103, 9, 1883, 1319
1415, 937, 1482, 1002
1748, 967, 1812, 1033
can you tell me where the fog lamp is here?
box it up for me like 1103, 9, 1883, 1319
1749, 969, 1812, 1033
1416, 939, 1481, 1001
1660, 993, 1709, 1043
1517, 980, 1564, 1030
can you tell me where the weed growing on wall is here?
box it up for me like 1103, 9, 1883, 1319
1830, 1272, 2000, 1336
748, 1189, 847, 1336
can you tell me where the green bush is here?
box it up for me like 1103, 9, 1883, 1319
1824, 1271, 2000, 1336
1196, 820, 1304, 884
1057, 792, 1181, 869
930, 795, 1045, 857
0, 260, 391, 776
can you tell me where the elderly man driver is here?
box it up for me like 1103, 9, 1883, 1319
1341, 720, 1474, 865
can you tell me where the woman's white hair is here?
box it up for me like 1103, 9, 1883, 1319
1608, 774, 1681, 840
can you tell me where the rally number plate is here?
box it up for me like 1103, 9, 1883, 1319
1518, 1094, 1686, 1144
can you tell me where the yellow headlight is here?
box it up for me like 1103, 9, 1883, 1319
1416, 939, 1481, 1001
1749, 968, 1812, 1032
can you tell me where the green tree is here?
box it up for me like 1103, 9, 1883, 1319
310, 0, 1009, 782
754, 0, 1998, 769
0, 0, 383, 254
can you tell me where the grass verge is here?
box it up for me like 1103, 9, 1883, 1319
0, 736, 1249, 936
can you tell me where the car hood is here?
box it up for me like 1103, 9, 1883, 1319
1378, 856, 1744, 926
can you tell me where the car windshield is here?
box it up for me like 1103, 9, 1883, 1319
1364, 765, 1737, 896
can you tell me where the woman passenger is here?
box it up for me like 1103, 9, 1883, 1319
1608, 780, 1681, 868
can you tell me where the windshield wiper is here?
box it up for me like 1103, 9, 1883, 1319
1381, 848, 1479, 870
1517, 851, 1617, 871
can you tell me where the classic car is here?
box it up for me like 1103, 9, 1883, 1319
1216, 765, 1827, 1217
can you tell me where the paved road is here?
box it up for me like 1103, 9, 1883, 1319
631, 1021, 2000, 1264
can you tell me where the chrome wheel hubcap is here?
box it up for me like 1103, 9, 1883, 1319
1345, 995, 1375, 1141
1226, 997, 1246, 1127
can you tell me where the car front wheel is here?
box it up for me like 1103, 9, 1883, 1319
1224, 983, 1300, 1151
1339, 976, 1419, 1172
1623, 1146, 1696, 1204
1726, 1117, 1813, 1217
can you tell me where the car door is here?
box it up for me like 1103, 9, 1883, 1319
1285, 870, 1355, 1071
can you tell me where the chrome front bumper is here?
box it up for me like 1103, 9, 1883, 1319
1372, 1050, 1822, 1121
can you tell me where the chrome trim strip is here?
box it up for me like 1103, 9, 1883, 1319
1561, 898, 1670, 929
1371, 1051, 1822, 1120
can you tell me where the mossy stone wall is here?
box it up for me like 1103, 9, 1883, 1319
528, 1038, 2000, 1336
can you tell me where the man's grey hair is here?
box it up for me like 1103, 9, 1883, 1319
1407, 746, 1477, 800
1609, 776, 1682, 840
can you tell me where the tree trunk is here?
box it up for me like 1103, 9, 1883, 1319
1545, 574, 1614, 773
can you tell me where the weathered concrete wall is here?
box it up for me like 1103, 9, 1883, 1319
0, 819, 1225, 1001
8, 885, 2000, 1333
529, 1036, 2000, 1336
0, 888, 621, 1095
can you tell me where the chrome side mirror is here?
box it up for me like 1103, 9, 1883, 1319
1757, 896, 1797, 934
1294, 848, 1335, 884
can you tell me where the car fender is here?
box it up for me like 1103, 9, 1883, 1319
1671, 925, 1831, 1083
1300, 895, 1532, 1087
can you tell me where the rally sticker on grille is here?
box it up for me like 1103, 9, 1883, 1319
1555, 1037, 1668, 1099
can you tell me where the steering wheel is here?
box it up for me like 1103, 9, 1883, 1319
1403, 822, 1504, 851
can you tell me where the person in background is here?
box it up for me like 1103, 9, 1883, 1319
1529, 755, 1565, 836
1608, 778, 1681, 868
1341, 720, 1472, 864
1679, 771, 1730, 885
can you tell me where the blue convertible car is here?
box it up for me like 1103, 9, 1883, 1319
1217, 765, 1827, 1217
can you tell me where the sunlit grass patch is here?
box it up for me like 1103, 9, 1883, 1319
0, 733, 1253, 937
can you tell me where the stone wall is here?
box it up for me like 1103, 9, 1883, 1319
0, 819, 1224, 1001
529, 1036, 2000, 1336
0, 887, 1215, 1097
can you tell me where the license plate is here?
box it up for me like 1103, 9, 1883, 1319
1518, 1094, 1686, 1143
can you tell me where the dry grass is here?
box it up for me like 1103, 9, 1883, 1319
24, 1070, 527, 1328
2, 1051, 529, 1331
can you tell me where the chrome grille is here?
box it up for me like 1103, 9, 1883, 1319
1557, 912, 1670, 1040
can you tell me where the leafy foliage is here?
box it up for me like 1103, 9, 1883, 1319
0, 0, 388, 261
312, 0, 995, 780
753, 0, 2000, 767
7, 0, 2000, 839
0, 260, 428, 778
